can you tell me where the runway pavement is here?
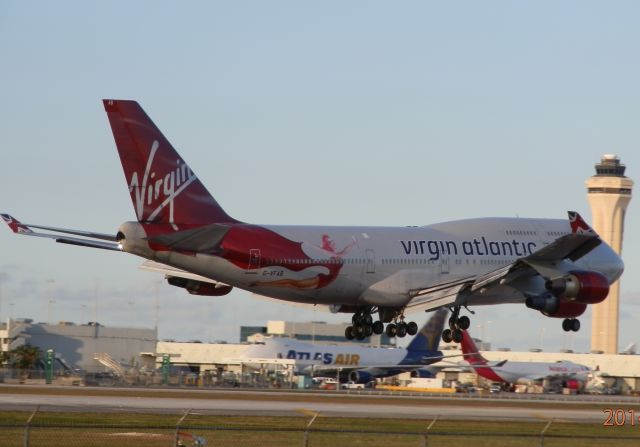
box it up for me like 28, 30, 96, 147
0, 388, 608, 423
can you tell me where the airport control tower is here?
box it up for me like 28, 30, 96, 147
586, 154, 633, 354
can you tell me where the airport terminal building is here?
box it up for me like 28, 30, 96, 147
2, 318, 640, 393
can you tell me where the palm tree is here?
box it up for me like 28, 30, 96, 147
8, 344, 42, 370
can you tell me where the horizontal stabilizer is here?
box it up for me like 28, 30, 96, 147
1, 214, 121, 251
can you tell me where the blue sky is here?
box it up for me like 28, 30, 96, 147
1, 1, 639, 352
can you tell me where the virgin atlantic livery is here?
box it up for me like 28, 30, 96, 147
460, 330, 590, 385
1, 100, 625, 343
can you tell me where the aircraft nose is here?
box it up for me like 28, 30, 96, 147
612, 253, 625, 282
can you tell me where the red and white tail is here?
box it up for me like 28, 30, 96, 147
103, 100, 237, 228
568, 211, 596, 235
460, 330, 489, 365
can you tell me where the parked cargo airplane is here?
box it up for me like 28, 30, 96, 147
241, 308, 449, 383
1, 100, 625, 343
460, 330, 590, 385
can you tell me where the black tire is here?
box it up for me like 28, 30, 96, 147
386, 323, 397, 337
372, 321, 384, 334
457, 315, 470, 330
345, 326, 354, 340
397, 322, 408, 338
571, 319, 580, 332
452, 328, 463, 343
364, 324, 373, 337
562, 318, 572, 332
407, 321, 418, 336
442, 329, 453, 343
363, 314, 373, 325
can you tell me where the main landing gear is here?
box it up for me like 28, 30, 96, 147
562, 318, 580, 332
345, 308, 418, 340
441, 305, 471, 344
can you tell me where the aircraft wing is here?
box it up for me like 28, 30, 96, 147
1, 214, 122, 251
406, 211, 601, 312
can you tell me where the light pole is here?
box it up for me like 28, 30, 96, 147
80, 304, 87, 324
48, 300, 56, 325
45, 279, 55, 325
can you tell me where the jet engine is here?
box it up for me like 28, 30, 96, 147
166, 276, 233, 296
410, 369, 435, 379
525, 293, 587, 318
348, 370, 373, 384
545, 270, 609, 304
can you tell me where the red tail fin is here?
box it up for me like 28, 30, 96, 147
103, 100, 237, 228
460, 330, 488, 365
568, 211, 595, 235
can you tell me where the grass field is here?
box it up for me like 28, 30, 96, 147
1, 410, 640, 447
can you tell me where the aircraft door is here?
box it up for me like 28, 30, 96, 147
247, 249, 261, 273
365, 249, 375, 274
440, 257, 449, 274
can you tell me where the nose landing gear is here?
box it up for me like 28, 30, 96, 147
562, 318, 580, 332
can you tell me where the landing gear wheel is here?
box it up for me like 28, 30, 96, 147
457, 315, 470, 330
406, 321, 418, 336
442, 328, 453, 343
396, 322, 408, 338
345, 326, 354, 340
353, 323, 366, 339
363, 314, 373, 325
364, 324, 373, 337
562, 318, 572, 332
372, 321, 384, 335
386, 323, 397, 337
452, 329, 463, 343
570, 318, 580, 332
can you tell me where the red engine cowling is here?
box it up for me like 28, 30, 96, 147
167, 276, 233, 296
545, 270, 609, 304
526, 294, 587, 318
542, 300, 587, 318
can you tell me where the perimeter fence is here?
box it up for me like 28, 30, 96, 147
1, 408, 640, 447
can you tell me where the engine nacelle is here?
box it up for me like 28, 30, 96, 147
410, 369, 435, 379
545, 270, 609, 304
167, 276, 233, 296
525, 293, 559, 314
526, 294, 587, 318
544, 301, 587, 318
348, 370, 373, 384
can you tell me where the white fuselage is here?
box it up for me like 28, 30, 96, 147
240, 337, 409, 372
122, 217, 624, 309
477, 360, 590, 385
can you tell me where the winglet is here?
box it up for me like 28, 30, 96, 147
568, 211, 596, 235
1, 214, 34, 235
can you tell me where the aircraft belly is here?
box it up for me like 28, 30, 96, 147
152, 251, 362, 305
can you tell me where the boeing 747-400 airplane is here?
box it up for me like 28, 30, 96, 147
2, 100, 624, 343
